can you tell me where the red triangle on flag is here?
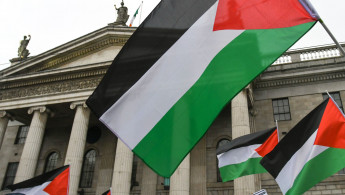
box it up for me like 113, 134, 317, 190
213, 0, 317, 31
255, 129, 278, 157
44, 167, 69, 195
314, 99, 345, 149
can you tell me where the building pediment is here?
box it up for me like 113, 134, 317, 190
0, 24, 135, 78
0, 24, 135, 110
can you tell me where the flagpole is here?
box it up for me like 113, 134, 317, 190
299, 0, 345, 57
139, 1, 143, 26
318, 19, 345, 57
325, 90, 345, 117
275, 120, 280, 141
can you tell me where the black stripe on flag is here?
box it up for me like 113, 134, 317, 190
216, 127, 277, 155
86, 0, 217, 118
6, 165, 69, 191
260, 98, 329, 178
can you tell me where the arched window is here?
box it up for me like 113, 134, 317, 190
79, 150, 96, 188
44, 152, 59, 173
216, 139, 231, 182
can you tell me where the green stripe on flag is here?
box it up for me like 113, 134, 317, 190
286, 147, 345, 195
220, 157, 266, 181
133, 22, 316, 177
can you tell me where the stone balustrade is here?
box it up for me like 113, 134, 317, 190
272, 43, 344, 65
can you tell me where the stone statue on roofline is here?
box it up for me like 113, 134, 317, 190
10, 35, 31, 63
114, 0, 129, 26
18, 35, 31, 59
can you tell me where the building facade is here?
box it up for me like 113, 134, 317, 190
0, 22, 345, 195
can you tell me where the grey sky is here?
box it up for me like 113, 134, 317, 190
0, 0, 344, 70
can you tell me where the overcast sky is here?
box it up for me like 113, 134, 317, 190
0, 0, 344, 71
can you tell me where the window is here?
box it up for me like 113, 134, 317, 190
79, 150, 96, 188
1, 162, 19, 190
44, 152, 59, 173
272, 98, 291, 121
217, 139, 231, 182
131, 157, 139, 189
217, 139, 231, 149
14, 126, 29, 144
163, 178, 170, 190
322, 92, 343, 111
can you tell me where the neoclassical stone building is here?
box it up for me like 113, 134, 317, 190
1, 20, 345, 195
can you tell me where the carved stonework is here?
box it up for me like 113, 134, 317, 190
70, 101, 88, 110
28, 106, 49, 114
0, 111, 8, 118
249, 108, 258, 117
245, 86, 254, 109
0, 77, 102, 101
1, 68, 107, 90
18, 35, 31, 59
114, 0, 129, 26
255, 72, 345, 89
0, 111, 13, 120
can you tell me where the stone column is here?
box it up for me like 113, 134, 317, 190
169, 154, 190, 195
64, 101, 90, 195
0, 111, 11, 150
190, 137, 206, 195
95, 130, 117, 195
141, 164, 157, 195
231, 90, 256, 195
14, 106, 50, 183
111, 139, 133, 195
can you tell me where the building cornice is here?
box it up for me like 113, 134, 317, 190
0, 75, 102, 101
255, 71, 345, 89
0, 62, 109, 90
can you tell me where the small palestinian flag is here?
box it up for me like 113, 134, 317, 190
261, 97, 345, 195
217, 127, 278, 182
6, 165, 69, 195
102, 189, 111, 195
87, 0, 318, 177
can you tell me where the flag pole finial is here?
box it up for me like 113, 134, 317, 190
326, 90, 331, 98
298, 0, 320, 20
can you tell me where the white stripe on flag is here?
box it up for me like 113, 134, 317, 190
100, 1, 244, 150
218, 144, 261, 168
10, 181, 50, 195
275, 130, 328, 194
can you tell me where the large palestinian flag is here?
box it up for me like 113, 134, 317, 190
261, 97, 345, 195
6, 165, 69, 195
217, 127, 278, 182
86, 0, 318, 177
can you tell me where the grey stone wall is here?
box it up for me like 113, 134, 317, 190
0, 125, 23, 195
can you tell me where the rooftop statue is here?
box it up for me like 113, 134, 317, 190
114, 0, 129, 26
18, 35, 31, 59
